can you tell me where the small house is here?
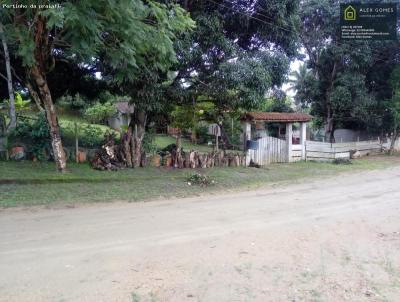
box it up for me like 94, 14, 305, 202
108, 102, 134, 130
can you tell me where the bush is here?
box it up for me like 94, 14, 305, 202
186, 172, 216, 187
80, 125, 106, 148
83, 101, 116, 124
57, 93, 87, 110
142, 129, 158, 154
195, 124, 212, 144
222, 118, 242, 148
8, 114, 51, 161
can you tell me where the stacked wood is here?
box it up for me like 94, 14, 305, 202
163, 147, 245, 169
91, 134, 245, 170
149, 154, 162, 167
91, 136, 125, 171
171, 148, 184, 168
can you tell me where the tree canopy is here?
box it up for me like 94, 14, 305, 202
298, 0, 400, 141
1, 0, 194, 170
1, 0, 400, 170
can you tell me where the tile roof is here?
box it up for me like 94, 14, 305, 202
242, 112, 312, 123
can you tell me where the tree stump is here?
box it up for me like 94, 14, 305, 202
149, 154, 162, 167
164, 154, 173, 167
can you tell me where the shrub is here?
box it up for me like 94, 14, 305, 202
8, 114, 51, 161
80, 125, 105, 148
142, 129, 158, 154
186, 172, 216, 187
83, 101, 116, 124
222, 117, 242, 148
195, 124, 212, 144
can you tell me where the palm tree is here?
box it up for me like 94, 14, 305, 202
288, 64, 310, 93
287, 64, 315, 109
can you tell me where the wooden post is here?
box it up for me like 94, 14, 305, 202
300, 122, 306, 160
286, 123, 293, 163
242, 121, 251, 149
74, 122, 79, 163
242, 121, 251, 166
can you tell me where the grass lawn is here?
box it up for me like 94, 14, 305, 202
1, 155, 399, 207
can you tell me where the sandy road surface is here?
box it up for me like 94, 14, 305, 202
1, 168, 400, 302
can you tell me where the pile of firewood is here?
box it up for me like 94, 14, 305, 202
91, 135, 246, 170
90, 136, 125, 170
167, 149, 245, 169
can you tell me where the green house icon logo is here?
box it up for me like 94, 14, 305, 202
344, 5, 356, 21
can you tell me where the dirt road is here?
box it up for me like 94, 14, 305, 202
1, 167, 400, 302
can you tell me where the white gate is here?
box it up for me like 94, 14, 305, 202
248, 136, 288, 165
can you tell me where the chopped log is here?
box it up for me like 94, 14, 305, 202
90, 135, 125, 170
207, 153, 215, 168
198, 153, 207, 168
189, 150, 197, 168
149, 154, 162, 167
164, 154, 173, 167
178, 150, 185, 168
184, 152, 191, 168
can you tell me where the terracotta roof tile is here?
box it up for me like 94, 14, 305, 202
242, 112, 312, 123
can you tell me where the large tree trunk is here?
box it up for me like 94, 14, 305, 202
174, 131, 183, 168
133, 111, 146, 167
324, 105, 335, 143
122, 125, 133, 168
25, 15, 66, 171
0, 22, 16, 132
30, 65, 66, 171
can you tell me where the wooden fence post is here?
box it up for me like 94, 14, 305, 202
300, 122, 306, 160
286, 123, 293, 163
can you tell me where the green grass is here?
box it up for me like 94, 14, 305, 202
0, 155, 398, 207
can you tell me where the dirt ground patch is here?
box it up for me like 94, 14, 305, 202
0, 167, 400, 301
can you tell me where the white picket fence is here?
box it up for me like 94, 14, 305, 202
305, 140, 382, 161
248, 136, 288, 165
247, 137, 386, 166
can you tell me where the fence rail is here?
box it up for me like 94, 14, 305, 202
305, 140, 382, 161
248, 138, 386, 166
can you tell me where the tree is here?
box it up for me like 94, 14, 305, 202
298, 0, 399, 142
96, 3, 194, 168
386, 67, 400, 154
262, 90, 294, 113
0, 21, 16, 132
169, 0, 299, 141
2, 0, 193, 171
288, 64, 316, 108
170, 101, 215, 149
